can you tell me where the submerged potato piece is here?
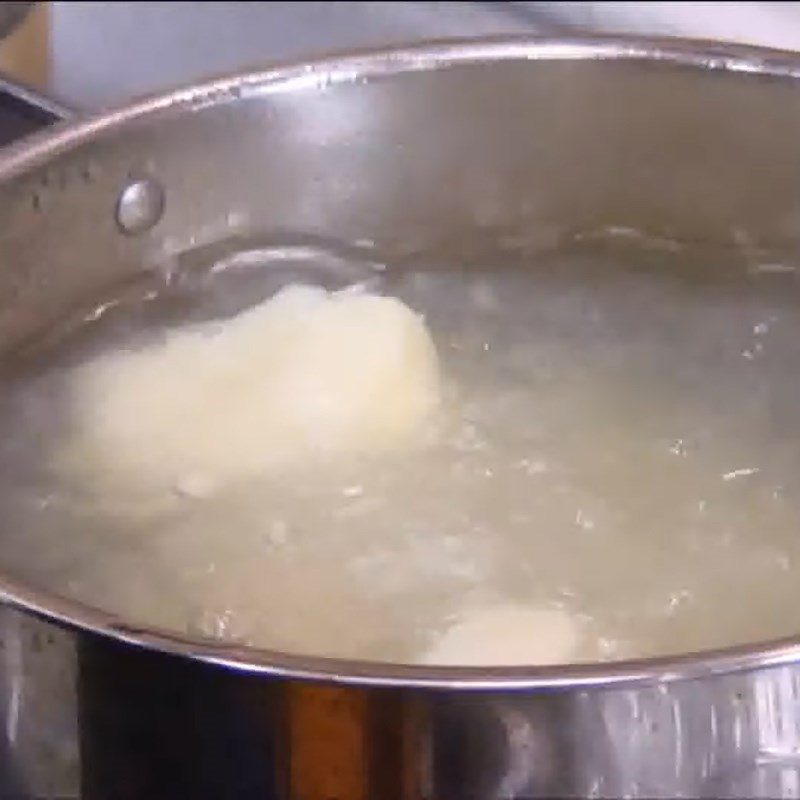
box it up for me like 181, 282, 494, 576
61, 284, 440, 490
419, 604, 581, 666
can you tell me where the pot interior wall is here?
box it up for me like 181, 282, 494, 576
2, 56, 800, 355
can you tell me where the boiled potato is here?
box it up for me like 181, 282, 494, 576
420, 604, 581, 666
60, 284, 440, 493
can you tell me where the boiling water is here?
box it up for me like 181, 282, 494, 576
2, 231, 800, 663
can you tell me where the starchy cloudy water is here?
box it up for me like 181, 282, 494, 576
0, 231, 798, 664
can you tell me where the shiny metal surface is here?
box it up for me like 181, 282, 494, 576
4, 35, 800, 797
62, 638, 800, 798
114, 176, 165, 234
0, 608, 77, 798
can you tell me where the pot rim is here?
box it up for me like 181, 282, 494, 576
3, 33, 800, 689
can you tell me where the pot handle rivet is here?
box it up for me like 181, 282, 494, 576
115, 177, 164, 235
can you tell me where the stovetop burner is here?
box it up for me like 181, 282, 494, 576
0, 78, 64, 147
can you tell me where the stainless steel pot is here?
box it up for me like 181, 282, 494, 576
4, 36, 800, 799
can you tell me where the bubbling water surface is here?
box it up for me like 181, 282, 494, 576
1, 230, 799, 664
